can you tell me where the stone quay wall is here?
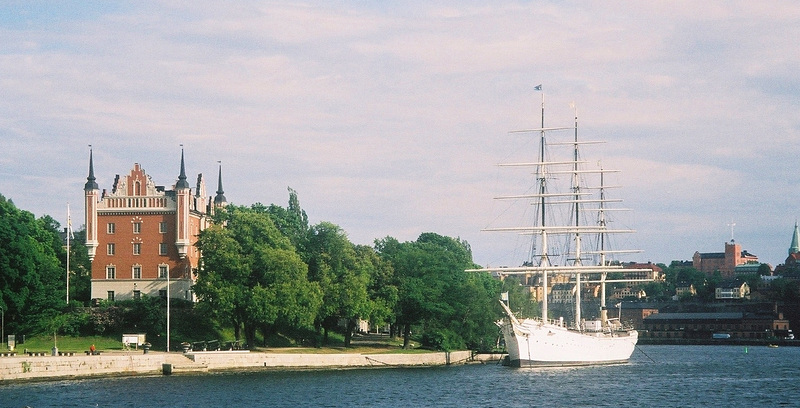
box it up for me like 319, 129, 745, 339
0, 352, 166, 381
187, 350, 474, 370
0, 350, 479, 382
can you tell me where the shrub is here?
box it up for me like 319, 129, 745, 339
421, 328, 465, 351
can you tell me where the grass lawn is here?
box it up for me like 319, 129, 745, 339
7, 333, 429, 354
8, 335, 126, 353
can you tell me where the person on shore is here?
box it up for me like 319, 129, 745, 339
90, 344, 96, 354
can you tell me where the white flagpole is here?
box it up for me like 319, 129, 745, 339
167, 268, 170, 352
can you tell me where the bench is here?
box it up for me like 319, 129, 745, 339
84, 351, 101, 355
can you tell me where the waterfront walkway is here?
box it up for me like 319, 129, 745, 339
0, 348, 492, 382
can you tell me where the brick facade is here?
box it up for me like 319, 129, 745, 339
693, 241, 758, 278
84, 149, 225, 302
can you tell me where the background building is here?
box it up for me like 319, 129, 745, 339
693, 241, 758, 278
641, 312, 789, 340
84, 149, 226, 302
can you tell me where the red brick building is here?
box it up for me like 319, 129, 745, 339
84, 149, 226, 302
693, 241, 758, 278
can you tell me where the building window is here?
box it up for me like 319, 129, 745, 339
133, 222, 142, 234
107, 243, 115, 255
159, 265, 168, 278
133, 243, 142, 255
159, 243, 168, 255
107, 223, 116, 234
133, 290, 141, 300
107, 291, 115, 301
106, 266, 116, 279
132, 265, 142, 279
159, 222, 167, 233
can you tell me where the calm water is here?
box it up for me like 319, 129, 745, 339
2, 345, 798, 407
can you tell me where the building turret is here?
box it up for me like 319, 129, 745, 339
175, 148, 190, 259
84, 148, 99, 261
176, 148, 190, 190
214, 162, 227, 208
790, 223, 800, 255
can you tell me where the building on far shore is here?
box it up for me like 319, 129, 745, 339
693, 240, 758, 278
614, 302, 660, 329
773, 223, 800, 279
715, 280, 750, 300
84, 149, 226, 303
641, 312, 790, 340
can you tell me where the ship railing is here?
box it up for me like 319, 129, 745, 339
527, 316, 567, 327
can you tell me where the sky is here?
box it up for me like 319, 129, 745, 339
1, 1, 799, 268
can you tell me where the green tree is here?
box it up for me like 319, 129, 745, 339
376, 233, 500, 350
306, 222, 371, 347
768, 278, 799, 302
499, 275, 539, 318
65, 227, 92, 305
757, 263, 772, 276
265, 187, 310, 257
194, 205, 321, 347
0, 195, 66, 335
357, 244, 397, 333
640, 281, 670, 301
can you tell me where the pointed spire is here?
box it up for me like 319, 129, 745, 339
790, 222, 800, 255
176, 146, 190, 189
214, 161, 227, 205
84, 146, 99, 191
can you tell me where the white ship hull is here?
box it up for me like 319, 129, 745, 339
500, 317, 637, 367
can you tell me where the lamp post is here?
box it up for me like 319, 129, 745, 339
166, 266, 170, 353
1, 306, 4, 350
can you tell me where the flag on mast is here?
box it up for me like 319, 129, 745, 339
534, 84, 542, 91
67, 203, 74, 239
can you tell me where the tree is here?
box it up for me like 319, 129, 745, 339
757, 263, 772, 276
499, 275, 539, 318
306, 222, 371, 346
357, 244, 397, 334
66, 228, 92, 305
0, 195, 66, 335
641, 281, 670, 301
376, 233, 501, 350
194, 205, 321, 347
768, 278, 799, 302
265, 187, 310, 257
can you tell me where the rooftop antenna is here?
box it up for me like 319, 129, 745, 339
727, 221, 736, 243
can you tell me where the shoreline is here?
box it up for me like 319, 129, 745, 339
637, 338, 799, 346
0, 349, 499, 383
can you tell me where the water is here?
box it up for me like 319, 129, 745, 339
2, 345, 798, 407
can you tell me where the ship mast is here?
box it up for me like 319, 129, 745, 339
572, 104, 582, 328
599, 167, 608, 326
538, 91, 549, 324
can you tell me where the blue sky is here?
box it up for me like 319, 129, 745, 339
1, 1, 799, 268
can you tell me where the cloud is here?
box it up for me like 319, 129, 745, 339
1, 1, 799, 268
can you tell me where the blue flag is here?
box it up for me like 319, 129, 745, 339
534, 84, 542, 91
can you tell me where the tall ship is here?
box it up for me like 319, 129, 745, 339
469, 92, 650, 367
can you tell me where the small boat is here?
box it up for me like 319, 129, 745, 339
768, 344, 779, 348
469, 90, 650, 367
